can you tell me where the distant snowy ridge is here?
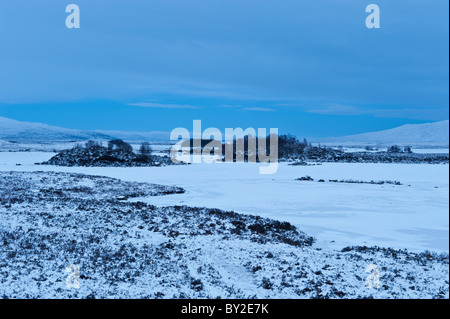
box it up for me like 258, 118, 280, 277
0, 116, 170, 143
2, 116, 449, 146
0, 139, 21, 151
0, 116, 112, 142
317, 120, 449, 147
95, 130, 171, 142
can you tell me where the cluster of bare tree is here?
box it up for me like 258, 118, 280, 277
84, 139, 152, 158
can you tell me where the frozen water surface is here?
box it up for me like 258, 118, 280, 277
0, 151, 448, 253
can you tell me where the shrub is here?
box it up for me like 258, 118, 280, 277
387, 145, 402, 153
85, 140, 102, 148
138, 142, 152, 158
108, 139, 133, 152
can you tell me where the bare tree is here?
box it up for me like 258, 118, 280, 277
85, 140, 101, 148
108, 139, 133, 152
139, 142, 152, 158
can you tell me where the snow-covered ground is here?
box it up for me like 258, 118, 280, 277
335, 147, 449, 154
412, 149, 450, 154
1, 151, 448, 254
1, 171, 447, 299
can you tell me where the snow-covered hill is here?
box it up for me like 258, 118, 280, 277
2, 116, 448, 147
0, 116, 171, 144
318, 120, 449, 147
0, 116, 112, 142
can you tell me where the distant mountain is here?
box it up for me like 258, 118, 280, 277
0, 140, 16, 149
95, 130, 171, 142
0, 116, 170, 143
0, 116, 112, 142
317, 120, 449, 147
2, 116, 448, 147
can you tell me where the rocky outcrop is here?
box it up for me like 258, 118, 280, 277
39, 145, 179, 167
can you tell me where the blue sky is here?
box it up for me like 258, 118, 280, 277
0, 0, 448, 137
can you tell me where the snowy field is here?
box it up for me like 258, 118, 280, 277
1, 170, 447, 298
1, 151, 448, 254
338, 147, 450, 154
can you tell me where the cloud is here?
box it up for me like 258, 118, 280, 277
128, 102, 199, 109
243, 107, 275, 112
306, 103, 448, 121
275, 103, 299, 107
217, 104, 241, 108
306, 104, 366, 116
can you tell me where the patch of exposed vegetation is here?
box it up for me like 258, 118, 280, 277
39, 140, 181, 167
